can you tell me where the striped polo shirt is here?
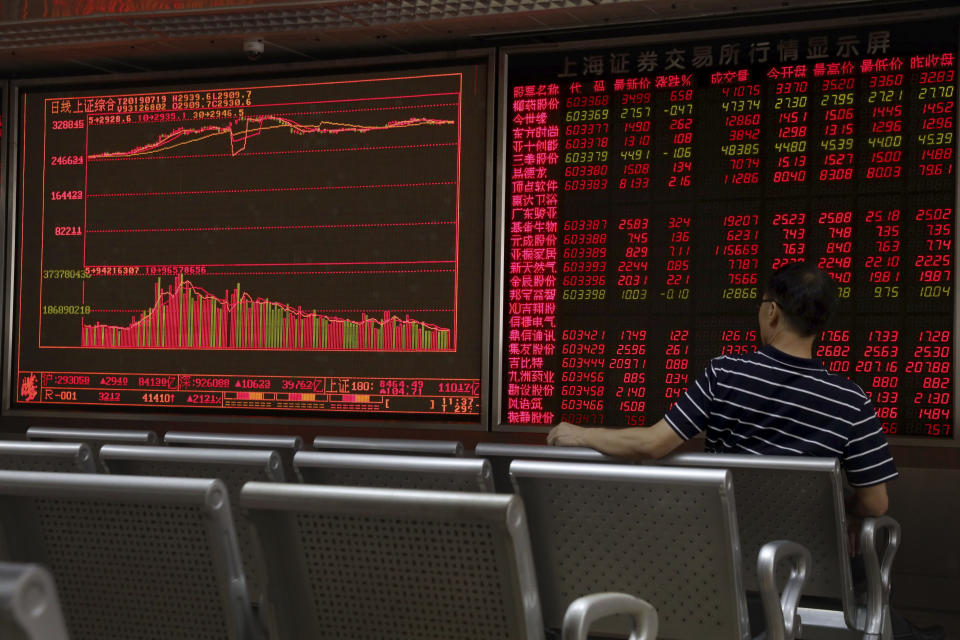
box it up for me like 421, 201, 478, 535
664, 345, 898, 487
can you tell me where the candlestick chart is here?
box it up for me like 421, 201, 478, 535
14, 66, 488, 416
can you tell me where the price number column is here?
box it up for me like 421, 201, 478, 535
906, 329, 952, 437
857, 328, 902, 434
615, 78, 654, 192
769, 211, 807, 271
610, 214, 652, 428
913, 203, 952, 300
769, 64, 811, 184
814, 62, 857, 184
911, 55, 955, 182
611, 328, 649, 426
813, 207, 855, 299
862, 206, 902, 300
862, 57, 906, 181
504, 84, 561, 425
614, 216, 650, 302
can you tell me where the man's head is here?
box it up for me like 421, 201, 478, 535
759, 263, 838, 344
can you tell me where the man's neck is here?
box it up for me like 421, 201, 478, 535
768, 333, 815, 359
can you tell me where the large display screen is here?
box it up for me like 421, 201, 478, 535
500, 20, 957, 437
13, 62, 488, 420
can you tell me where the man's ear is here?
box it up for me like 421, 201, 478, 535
767, 301, 781, 326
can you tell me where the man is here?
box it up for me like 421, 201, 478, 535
548, 263, 949, 639
547, 262, 896, 517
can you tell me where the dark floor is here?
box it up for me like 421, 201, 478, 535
898, 609, 960, 640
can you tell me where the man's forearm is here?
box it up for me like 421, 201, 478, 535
581, 427, 648, 459
547, 419, 683, 459
582, 420, 679, 460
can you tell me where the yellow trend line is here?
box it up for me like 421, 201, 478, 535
90, 116, 455, 160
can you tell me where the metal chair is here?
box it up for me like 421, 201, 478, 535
163, 431, 302, 480
26, 427, 158, 471
241, 482, 657, 640
510, 460, 810, 640
0, 471, 263, 640
662, 453, 900, 640
295, 451, 494, 491
0, 563, 70, 640
0, 442, 96, 473
99, 445, 284, 605
473, 442, 620, 492
313, 435, 463, 456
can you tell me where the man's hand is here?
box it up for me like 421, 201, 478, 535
547, 421, 588, 447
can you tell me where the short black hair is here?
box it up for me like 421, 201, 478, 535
764, 263, 838, 336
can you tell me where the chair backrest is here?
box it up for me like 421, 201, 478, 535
0, 563, 70, 640
313, 435, 463, 456
0, 443, 96, 473
164, 431, 302, 479
26, 427, 159, 447
99, 445, 283, 604
0, 471, 260, 640
241, 483, 543, 640
26, 428, 158, 471
473, 443, 620, 493
662, 454, 854, 620
295, 451, 494, 492
510, 459, 749, 640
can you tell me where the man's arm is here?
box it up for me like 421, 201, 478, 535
547, 418, 684, 460
847, 482, 889, 518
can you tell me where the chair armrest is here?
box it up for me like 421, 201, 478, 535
0, 563, 70, 640
757, 540, 811, 640
860, 515, 900, 637
562, 592, 658, 640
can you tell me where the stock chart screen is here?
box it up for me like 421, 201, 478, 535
500, 20, 958, 437
13, 63, 488, 420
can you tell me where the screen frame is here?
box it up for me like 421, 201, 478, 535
2, 48, 496, 432
493, 7, 960, 446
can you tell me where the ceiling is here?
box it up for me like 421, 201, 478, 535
0, 0, 940, 75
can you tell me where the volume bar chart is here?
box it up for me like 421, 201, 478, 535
82, 276, 452, 351
15, 65, 488, 417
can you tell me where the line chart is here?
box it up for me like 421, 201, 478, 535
88, 115, 455, 159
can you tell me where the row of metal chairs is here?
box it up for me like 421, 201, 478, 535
0, 467, 669, 640
3, 427, 901, 639
0, 463, 807, 640
21, 426, 464, 473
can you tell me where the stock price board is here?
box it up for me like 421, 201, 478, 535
501, 18, 957, 438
